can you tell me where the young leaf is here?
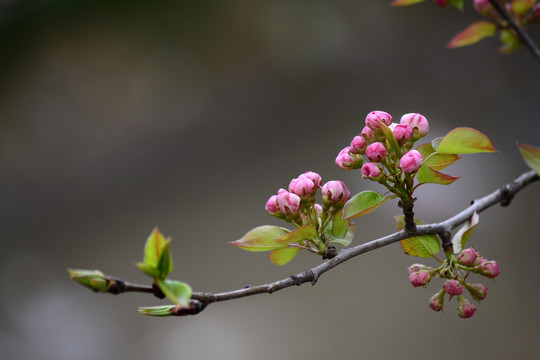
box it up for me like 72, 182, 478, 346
138, 305, 174, 317
380, 122, 403, 159
228, 225, 289, 252
447, 21, 496, 48
343, 191, 388, 219
142, 228, 168, 268
135, 262, 161, 279
416, 164, 460, 185
329, 222, 355, 247
269, 248, 300, 266
431, 137, 443, 151
416, 143, 436, 160
156, 279, 192, 307
275, 225, 316, 245
331, 209, 349, 238
396, 216, 440, 258
448, 0, 464, 11
422, 152, 460, 171
437, 127, 496, 154
390, 0, 426, 6
157, 240, 173, 280
452, 212, 479, 254
517, 143, 540, 176
498, 29, 521, 54
511, 0, 536, 16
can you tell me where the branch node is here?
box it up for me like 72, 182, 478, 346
289, 275, 303, 286
152, 282, 166, 299
308, 270, 319, 286
500, 185, 514, 207
106, 277, 125, 295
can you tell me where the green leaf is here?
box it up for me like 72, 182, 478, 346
422, 152, 460, 171
156, 279, 192, 307
329, 222, 355, 247
138, 305, 174, 317
431, 137, 443, 151
228, 225, 289, 252
498, 29, 521, 54
135, 262, 161, 278
269, 248, 300, 266
396, 216, 440, 258
447, 21, 496, 48
390, 0, 426, 6
157, 240, 173, 280
417, 164, 460, 185
142, 228, 167, 268
275, 225, 316, 245
380, 122, 402, 159
343, 191, 388, 219
511, 0, 536, 16
448, 0, 464, 11
416, 143, 436, 160
452, 212, 479, 254
517, 143, 540, 176
331, 209, 349, 238
437, 127, 496, 154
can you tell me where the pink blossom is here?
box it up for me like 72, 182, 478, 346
277, 189, 301, 216
429, 290, 445, 312
392, 124, 413, 144
408, 263, 429, 275
265, 195, 280, 215
365, 110, 392, 130
361, 162, 382, 180
365, 142, 387, 162
361, 126, 374, 141
477, 261, 500, 279
465, 283, 488, 301
457, 296, 477, 318
473, 0, 492, 15
350, 135, 367, 154
400, 113, 429, 137
409, 270, 432, 287
399, 150, 423, 174
433, 0, 447, 7
456, 248, 478, 266
289, 176, 316, 197
322, 180, 350, 205
533, 4, 540, 20
443, 279, 463, 296
335, 147, 363, 170
302, 171, 322, 188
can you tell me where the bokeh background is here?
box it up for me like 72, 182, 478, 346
1, 1, 539, 359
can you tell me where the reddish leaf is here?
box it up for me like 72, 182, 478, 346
422, 153, 460, 171
416, 143, 436, 160
437, 127, 496, 154
396, 216, 440, 258
275, 225, 316, 245
343, 191, 388, 219
511, 0, 536, 16
417, 164, 460, 185
447, 21, 496, 48
391, 0, 426, 6
269, 248, 300, 266
517, 143, 540, 176
229, 225, 289, 252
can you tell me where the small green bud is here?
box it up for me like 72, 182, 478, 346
68, 269, 108, 292
138, 305, 175, 317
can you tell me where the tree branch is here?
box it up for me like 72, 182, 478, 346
83, 170, 539, 316
487, 0, 540, 64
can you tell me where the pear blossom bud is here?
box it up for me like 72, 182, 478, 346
443, 279, 463, 296
322, 180, 350, 206
475, 260, 500, 279
433, 0, 447, 7
361, 126, 374, 141
464, 283, 488, 301
361, 162, 383, 180
350, 135, 367, 154
265, 194, 281, 216
313, 203, 323, 218
392, 124, 413, 144
473, 0, 492, 15
400, 113, 429, 137
457, 296, 477, 318
365, 110, 392, 130
277, 189, 301, 216
389, 123, 398, 131
365, 142, 387, 162
456, 248, 478, 266
335, 147, 364, 170
409, 270, 433, 287
399, 150, 423, 174
473, 255, 487, 266
302, 171, 322, 188
429, 289, 445, 312
408, 263, 430, 275
533, 3, 540, 19
289, 176, 316, 198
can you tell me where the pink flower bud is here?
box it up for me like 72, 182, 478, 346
277, 189, 301, 216
289, 176, 316, 198
399, 150, 423, 174
464, 283, 488, 301
361, 162, 383, 180
365, 110, 392, 130
476, 260, 500, 279
433, 0, 447, 7
392, 124, 413, 144
350, 135, 367, 154
265, 195, 280, 215
335, 147, 364, 170
302, 171, 322, 188
473, 0, 492, 15
429, 289, 445, 312
408, 263, 429, 275
443, 279, 463, 296
365, 142, 387, 162
456, 248, 478, 266
361, 126, 374, 141
473, 255, 487, 266
322, 180, 350, 205
533, 4, 540, 20
400, 113, 429, 137
313, 203, 323, 218
409, 270, 432, 287
457, 296, 477, 318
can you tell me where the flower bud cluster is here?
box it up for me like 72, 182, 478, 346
265, 171, 350, 227
407, 247, 499, 318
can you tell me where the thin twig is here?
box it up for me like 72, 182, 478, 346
487, 0, 540, 64
91, 170, 538, 315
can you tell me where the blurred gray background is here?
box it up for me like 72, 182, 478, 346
1, 0, 539, 359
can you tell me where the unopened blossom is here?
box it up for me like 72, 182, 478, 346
361, 162, 383, 180
289, 176, 316, 198
322, 180, 350, 205
400, 113, 429, 137
456, 248, 478, 266
350, 135, 367, 154
365, 142, 387, 162
265, 195, 280, 215
473, 0, 492, 15
365, 110, 392, 130
464, 283, 488, 301
302, 171, 322, 188
277, 189, 301, 216
399, 150, 423, 174
335, 147, 363, 170
476, 260, 500, 279
443, 279, 463, 296
361, 126, 374, 141
429, 289, 445, 312
409, 270, 433, 287
457, 296, 477, 318
393, 124, 413, 144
